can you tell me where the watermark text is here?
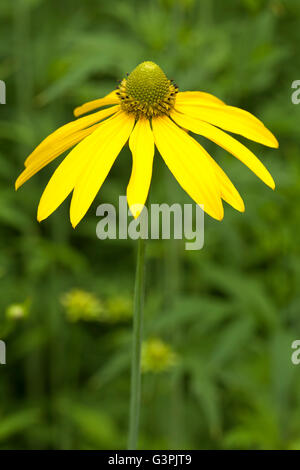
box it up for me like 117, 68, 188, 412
0, 340, 6, 365
96, 196, 204, 250
291, 340, 300, 365
0, 80, 6, 104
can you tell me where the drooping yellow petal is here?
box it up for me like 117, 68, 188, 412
16, 123, 102, 190
152, 116, 224, 221
176, 91, 225, 106
171, 110, 275, 189
73, 90, 119, 117
70, 111, 135, 228
212, 163, 245, 212
127, 117, 154, 218
24, 105, 119, 168
172, 111, 245, 212
175, 102, 279, 148
37, 112, 124, 222
197, 144, 245, 212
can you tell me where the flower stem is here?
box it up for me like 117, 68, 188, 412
128, 235, 146, 450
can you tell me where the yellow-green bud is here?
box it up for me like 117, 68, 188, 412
6, 302, 29, 320
142, 337, 178, 373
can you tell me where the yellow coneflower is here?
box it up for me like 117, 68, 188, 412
16, 61, 278, 227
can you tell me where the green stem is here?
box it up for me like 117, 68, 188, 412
128, 235, 146, 450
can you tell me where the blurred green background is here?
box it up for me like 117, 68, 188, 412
0, 0, 299, 450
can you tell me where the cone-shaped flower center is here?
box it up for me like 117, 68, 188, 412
117, 61, 178, 118
126, 61, 169, 105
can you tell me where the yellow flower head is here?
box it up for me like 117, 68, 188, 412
61, 289, 104, 322
6, 301, 29, 320
15, 61, 279, 227
142, 337, 178, 373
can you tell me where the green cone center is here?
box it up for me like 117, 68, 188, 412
125, 61, 169, 105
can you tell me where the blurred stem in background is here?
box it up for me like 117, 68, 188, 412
128, 234, 146, 449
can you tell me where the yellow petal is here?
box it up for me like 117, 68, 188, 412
152, 116, 224, 221
70, 111, 135, 228
127, 117, 154, 218
176, 91, 225, 106
73, 90, 119, 117
171, 110, 275, 189
16, 123, 102, 190
199, 146, 245, 212
24, 105, 119, 168
37, 112, 123, 222
175, 102, 279, 148
173, 110, 245, 212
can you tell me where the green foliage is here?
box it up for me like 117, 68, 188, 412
0, 0, 299, 450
